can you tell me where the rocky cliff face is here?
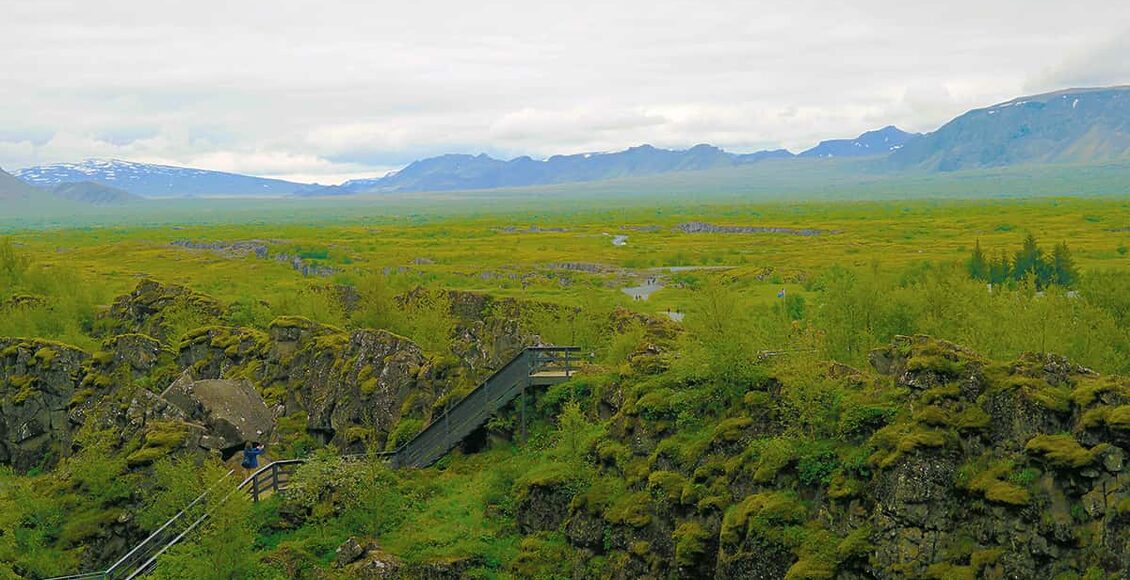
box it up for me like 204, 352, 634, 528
0, 338, 88, 470
0, 280, 577, 473
513, 335, 1130, 579
175, 317, 433, 453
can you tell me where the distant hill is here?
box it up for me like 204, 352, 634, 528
0, 166, 45, 200
305, 144, 797, 196
799, 126, 918, 158
889, 86, 1130, 171
15, 159, 308, 198
51, 181, 141, 205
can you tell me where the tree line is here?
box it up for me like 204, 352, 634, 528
967, 234, 1079, 288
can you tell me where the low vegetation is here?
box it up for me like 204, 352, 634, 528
0, 196, 1128, 578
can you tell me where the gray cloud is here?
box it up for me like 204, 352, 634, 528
2, 0, 1129, 183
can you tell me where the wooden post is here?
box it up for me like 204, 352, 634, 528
521, 352, 531, 441
271, 464, 279, 494
251, 474, 260, 503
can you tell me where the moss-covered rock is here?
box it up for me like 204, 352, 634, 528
0, 337, 90, 471
96, 279, 223, 342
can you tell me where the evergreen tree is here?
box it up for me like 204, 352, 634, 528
967, 240, 989, 281
989, 250, 1011, 286
1012, 233, 1047, 287
1051, 241, 1079, 287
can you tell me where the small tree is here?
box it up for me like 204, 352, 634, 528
989, 250, 1011, 286
1050, 242, 1079, 288
682, 278, 767, 394
404, 288, 455, 356
1011, 233, 1055, 288
967, 240, 989, 282
352, 272, 405, 332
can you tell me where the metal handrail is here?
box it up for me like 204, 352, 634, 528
52, 346, 580, 579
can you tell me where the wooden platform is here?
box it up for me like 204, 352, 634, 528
530, 370, 574, 386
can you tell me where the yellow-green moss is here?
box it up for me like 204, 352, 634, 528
826, 472, 865, 499
126, 421, 190, 466
596, 440, 629, 467
1024, 434, 1108, 468
785, 557, 835, 580
646, 470, 687, 503
913, 405, 952, 427
91, 350, 115, 365
743, 390, 772, 409
603, 491, 652, 528
360, 377, 380, 395
58, 509, 120, 547
953, 406, 991, 430
904, 341, 970, 377
869, 423, 951, 468
33, 347, 58, 366
12, 383, 38, 404
835, 527, 872, 560
652, 432, 711, 470
1071, 377, 1129, 407
711, 417, 752, 444
69, 388, 97, 406
514, 463, 574, 502
971, 548, 1003, 570
1105, 406, 1130, 430
1078, 405, 1130, 431
998, 375, 1072, 413
720, 491, 806, 545
750, 438, 795, 483
925, 563, 975, 580
962, 465, 1030, 506
672, 521, 710, 567
920, 384, 961, 404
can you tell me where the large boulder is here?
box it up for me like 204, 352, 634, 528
160, 371, 274, 452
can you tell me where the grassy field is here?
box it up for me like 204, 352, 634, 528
3, 194, 1127, 372
5, 196, 1128, 313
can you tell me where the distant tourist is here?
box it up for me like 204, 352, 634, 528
241, 441, 265, 473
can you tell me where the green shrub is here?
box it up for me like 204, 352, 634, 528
795, 441, 838, 486
385, 418, 424, 451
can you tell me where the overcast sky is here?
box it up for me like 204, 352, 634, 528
2, 1, 1128, 184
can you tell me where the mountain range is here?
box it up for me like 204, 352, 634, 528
890, 87, 1130, 171
14, 159, 307, 198
8, 85, 1130, 200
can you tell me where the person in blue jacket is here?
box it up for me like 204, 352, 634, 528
241, 441, 265, 472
